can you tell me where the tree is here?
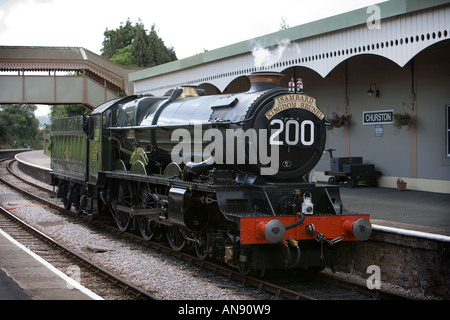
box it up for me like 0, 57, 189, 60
132, 24, 150, 67
110, 45, 138, 66
147, 24, 177, 67
0, 104, 41, 149
101, 19, 177, 67
50, 105, 90, 122
280, 16, 290, 30
101, 18, 137, 59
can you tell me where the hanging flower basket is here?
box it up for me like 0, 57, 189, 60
327, 112, 352, 130
393, 113, 411, 129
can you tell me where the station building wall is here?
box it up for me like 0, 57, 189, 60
310, 41, 450, 193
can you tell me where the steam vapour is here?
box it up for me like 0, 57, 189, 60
252, 39, 300, 68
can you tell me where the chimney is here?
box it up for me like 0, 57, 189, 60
247, 72, 283, 92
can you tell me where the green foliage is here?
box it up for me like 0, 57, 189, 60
101, 19, 177, 67
102, 19, 136, 59
110, 45, 138, 66
50, 105, 90, 122
146, 24, 177, 67
0, 104, 41, 149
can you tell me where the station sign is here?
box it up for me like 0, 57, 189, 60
363, 110, 394, 125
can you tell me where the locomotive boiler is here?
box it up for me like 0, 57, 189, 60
51, 72, 372, 274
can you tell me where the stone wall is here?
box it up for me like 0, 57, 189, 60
17, 160, 51, 185
335, 230, 450, 298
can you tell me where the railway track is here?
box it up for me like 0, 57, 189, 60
0, 205, 157, 300
1, 157, 411, 300
0, 158, 158, 300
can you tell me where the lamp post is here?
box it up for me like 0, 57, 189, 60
43, 124, 46, 153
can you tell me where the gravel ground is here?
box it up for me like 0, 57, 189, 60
0, 163, 272, 300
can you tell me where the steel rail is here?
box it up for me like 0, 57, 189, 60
0, 205, 158, 300
0, 160, 158, 300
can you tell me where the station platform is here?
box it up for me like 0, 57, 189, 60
340, 187, 450, 237
0, 228, 102, 300
15, 150, 51, 170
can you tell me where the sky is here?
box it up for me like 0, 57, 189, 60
0, 0, 387, 116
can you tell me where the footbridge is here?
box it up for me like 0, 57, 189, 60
0, 46, 141, 109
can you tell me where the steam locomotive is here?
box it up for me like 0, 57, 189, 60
51, 72, 371, 274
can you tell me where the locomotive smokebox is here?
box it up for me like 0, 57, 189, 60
247, 72, 283, 92
242, 72, 327, 180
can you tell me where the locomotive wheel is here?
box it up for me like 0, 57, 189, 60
195, 231, 213, 260
167, 225, 186, 251
62, 192, 72, 210
238, 263, 253, 275
112, 180, 133, 232
137, 182, 156, 241
60, 182, 71, 210
72, 188, 82, 214
137, 217, 158, 241
72, 185, 86, 214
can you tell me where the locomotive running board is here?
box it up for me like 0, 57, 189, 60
114, 204, 160, 218
104, 171, 215, 192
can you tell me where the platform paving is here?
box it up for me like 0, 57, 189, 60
340, 186, 450, 236
0, 228, 102, 300
15, 150, 50, 170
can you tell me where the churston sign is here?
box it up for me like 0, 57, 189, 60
363, 110, 394, 125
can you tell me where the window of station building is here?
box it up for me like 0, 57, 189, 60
447, 105, 450, 158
